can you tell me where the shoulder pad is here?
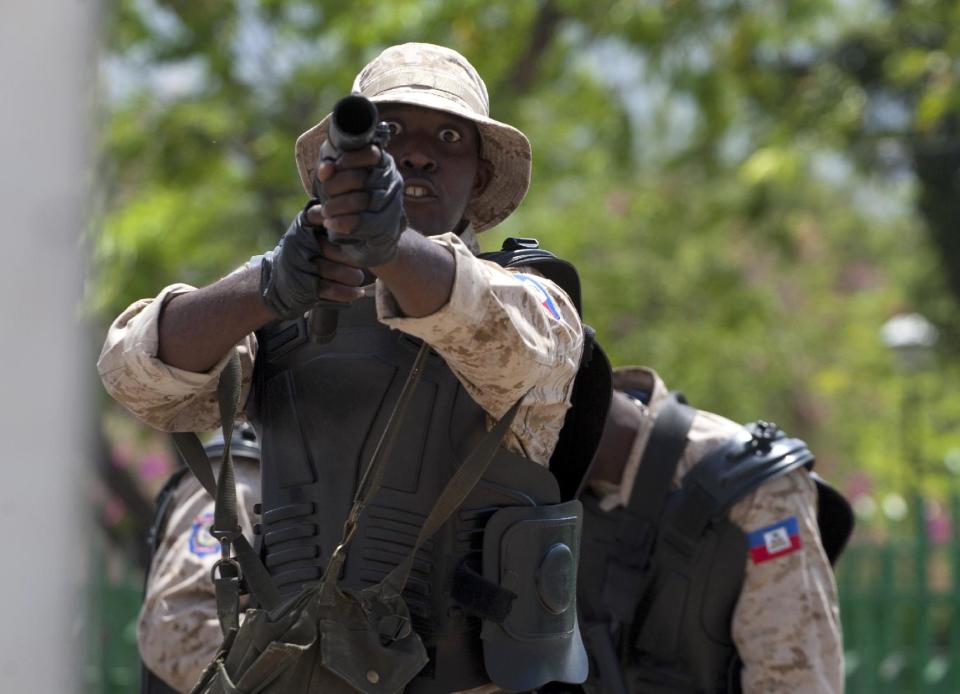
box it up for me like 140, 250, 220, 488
683, 421, 815, 519
479, 237, 582, 317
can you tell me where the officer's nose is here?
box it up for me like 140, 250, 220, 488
400, 149, 437, 174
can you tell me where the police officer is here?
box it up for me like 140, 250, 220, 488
100, 43, 598, 693
139, 426, 261, 693
577, 366, 850, 694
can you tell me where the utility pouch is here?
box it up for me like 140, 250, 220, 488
480, 500, 588, 691
193, 579, 427, 694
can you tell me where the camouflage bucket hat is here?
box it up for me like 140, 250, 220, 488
295, 42, 532, 233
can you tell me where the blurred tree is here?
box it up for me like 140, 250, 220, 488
92, 0, 960, 510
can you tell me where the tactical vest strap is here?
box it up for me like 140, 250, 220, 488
171, 355, 282, 623
382, 390, 527, 596
614, 395, 696, 565
324, 343, 433, 585
598, 396, 695, 625
625, 396, 696, 520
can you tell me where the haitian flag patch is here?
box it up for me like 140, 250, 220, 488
189, 511, 219, 557
514, 273, 562, 320
747, 516, 801, 564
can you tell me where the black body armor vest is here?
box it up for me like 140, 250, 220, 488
577, 399, 853, 694
247, 239, 607, 693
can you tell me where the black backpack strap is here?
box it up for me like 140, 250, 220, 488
479, 237, 583, 316
626, 396, 697, 515
599, 395, 696, 624
662, 422, 816, 554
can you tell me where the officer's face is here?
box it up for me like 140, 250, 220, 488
378, 104, 492, 237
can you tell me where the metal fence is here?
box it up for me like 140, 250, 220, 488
87, 540, 142, 694
88, 500, 959, 694
839, 494, 960, 694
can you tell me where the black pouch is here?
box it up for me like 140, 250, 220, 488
481, 500, 588, 690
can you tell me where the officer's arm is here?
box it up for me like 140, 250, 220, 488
728, 470, 844, 694
156, 266, 276, 373
157, 242, 368, 374
588, 391, 644, 485
373, 233, 583, 465
98, 281, 259, 432
306, 226, 456, 319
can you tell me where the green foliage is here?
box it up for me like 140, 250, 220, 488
93, 0, 960, 502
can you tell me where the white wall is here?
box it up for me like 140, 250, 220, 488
0, 1, 99, 690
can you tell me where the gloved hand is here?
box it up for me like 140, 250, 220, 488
316, 140, 406, 267
259, 205, 329, 320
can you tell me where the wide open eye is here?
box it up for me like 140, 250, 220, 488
384, 121, 403, 136
439, 128, 462, 143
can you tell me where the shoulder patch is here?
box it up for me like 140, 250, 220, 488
188, 511, 219, 557
514, 273, 561, 320
747, 516, 801, 564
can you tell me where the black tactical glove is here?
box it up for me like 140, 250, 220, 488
259, 205, 327, 320
318, 140, 406, 267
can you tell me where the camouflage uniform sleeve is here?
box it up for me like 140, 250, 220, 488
375, 232, 583, 466
728, 469, 844, 694
96, 282, 257, 432
138, 460, 260, 692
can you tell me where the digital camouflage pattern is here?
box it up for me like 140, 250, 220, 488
377, 232, 583, 465
139, 459, 260, 692
590, 366, 843, 694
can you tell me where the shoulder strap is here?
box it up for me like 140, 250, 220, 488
624, 396, 697, 521
170, 356, 282, 629
553, 330, 613, 500
607, 394, 696, 564
597, 395, 695, 625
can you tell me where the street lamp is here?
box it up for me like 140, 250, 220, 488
880, 313, 939, 521
881, 313, 940, 371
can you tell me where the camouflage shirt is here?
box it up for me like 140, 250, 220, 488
590, 366, 844, 694
97, 231, 583, 466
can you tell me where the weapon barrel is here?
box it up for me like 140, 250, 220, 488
308, 94, 381, 345
328, 95, 379, 151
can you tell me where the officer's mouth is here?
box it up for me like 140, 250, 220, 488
403, 179, 438, 202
